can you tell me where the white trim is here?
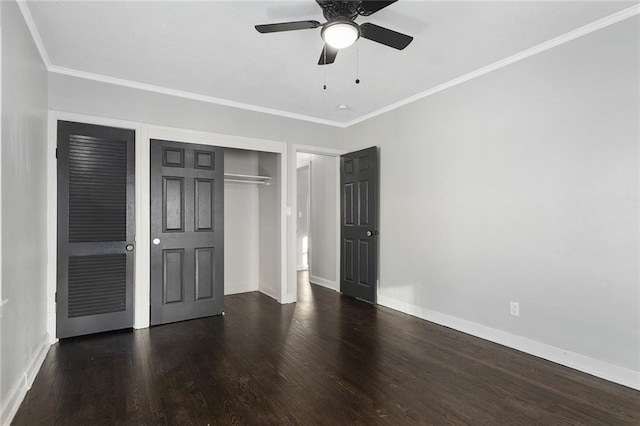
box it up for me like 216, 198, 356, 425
334, 155, 341, 294
148, 125, 286, 154
134, 125, 150, 329
259, 285, 280, 302
50, 65, 345, 128
15, 0, 51, 68
309, 275, 337, 292
46, 116, 58, 343
377, 295, 640, 391
0, 334, 50, 426
345, 4, 640, 127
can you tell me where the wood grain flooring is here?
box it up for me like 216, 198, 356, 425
12, 272, 640, 425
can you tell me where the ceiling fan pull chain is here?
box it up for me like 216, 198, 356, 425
323, 45, 327, 90
355, 41, 360, 84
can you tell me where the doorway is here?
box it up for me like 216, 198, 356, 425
295, 152, 340, 292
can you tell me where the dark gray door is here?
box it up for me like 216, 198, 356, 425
340, 147, 378, 303
150, 140, 224, 325
57, 121, 135, 338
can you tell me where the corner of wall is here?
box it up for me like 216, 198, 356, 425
0, 333, 50, 426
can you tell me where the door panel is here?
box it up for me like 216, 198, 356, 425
150, 140, 224, 325
57, 121, 135, 338
340, 147, 378, 303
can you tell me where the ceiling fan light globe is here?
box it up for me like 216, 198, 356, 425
322, 22, 359, 49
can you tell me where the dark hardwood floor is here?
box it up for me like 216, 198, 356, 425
13, 272, 640, 425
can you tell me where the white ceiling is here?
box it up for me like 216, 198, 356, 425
24, 1, 638, 126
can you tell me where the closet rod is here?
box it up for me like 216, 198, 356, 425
224, 178, 270, 185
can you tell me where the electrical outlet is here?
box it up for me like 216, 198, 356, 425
510, 301, 520, 317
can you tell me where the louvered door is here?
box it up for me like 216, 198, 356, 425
57, 121, 135, 338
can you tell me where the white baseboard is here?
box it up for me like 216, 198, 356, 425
309, 275, 337, 291
377, 295, 640, 391
280, 295, 296, 304
224, 283, 259, 296
1, 334, 51, 426
259, 285, 280, 302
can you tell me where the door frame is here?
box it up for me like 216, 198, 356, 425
287, 145, 344, 304
47, 111, 288, 340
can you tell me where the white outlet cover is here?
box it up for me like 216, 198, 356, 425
510, 301, 520, 316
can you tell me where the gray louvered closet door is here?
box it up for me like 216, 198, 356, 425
57, 121, 135, 338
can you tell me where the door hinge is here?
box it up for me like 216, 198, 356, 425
55, 148, 58, 159
55, 292, 57, 303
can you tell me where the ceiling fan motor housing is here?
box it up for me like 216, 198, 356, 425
256, 0, 412, 65
318, 0, 361, 22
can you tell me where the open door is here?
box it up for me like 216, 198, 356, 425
340, 146, 378, 303
150, 139, 224, 325
57, 121, 135, 338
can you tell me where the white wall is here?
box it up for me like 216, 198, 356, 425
1, 1, 50, 423
258, 152, 281, 299
296, 165, 310, 270
224, 149, 260, 295
345, 16, 640, 386
309, 154, 338, 290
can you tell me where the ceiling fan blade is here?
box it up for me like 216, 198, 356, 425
318, 44, 338, 65
360, 22, 413, 50
359, 0, 398, 16
255, 20, 321, 33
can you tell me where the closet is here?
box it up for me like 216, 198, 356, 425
224, 148, 281, 300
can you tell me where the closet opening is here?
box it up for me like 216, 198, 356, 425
224, 148, 281, 301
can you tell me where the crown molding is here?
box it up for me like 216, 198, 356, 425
344, 4, 640, 127
17, 1, 639, 130
48, 65, 347, 128
16, 0, 51, 68
16, 0, 346, 128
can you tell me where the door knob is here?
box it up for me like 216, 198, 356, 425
125, 244, 135, 252
367, 230, 372, 237
153, 238, 160, 245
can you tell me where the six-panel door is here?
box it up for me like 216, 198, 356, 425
340, 146, 378, 303
150, 139, 224, 325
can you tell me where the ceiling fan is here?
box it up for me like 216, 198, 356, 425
255, 0, 413, 65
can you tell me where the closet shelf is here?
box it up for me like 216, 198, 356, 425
224, 173, 272, 185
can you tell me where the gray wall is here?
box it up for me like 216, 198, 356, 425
48, 73, 344, 149
1, 1, 49, 422
309, 154, 337, 289
345, 16, 640, 372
